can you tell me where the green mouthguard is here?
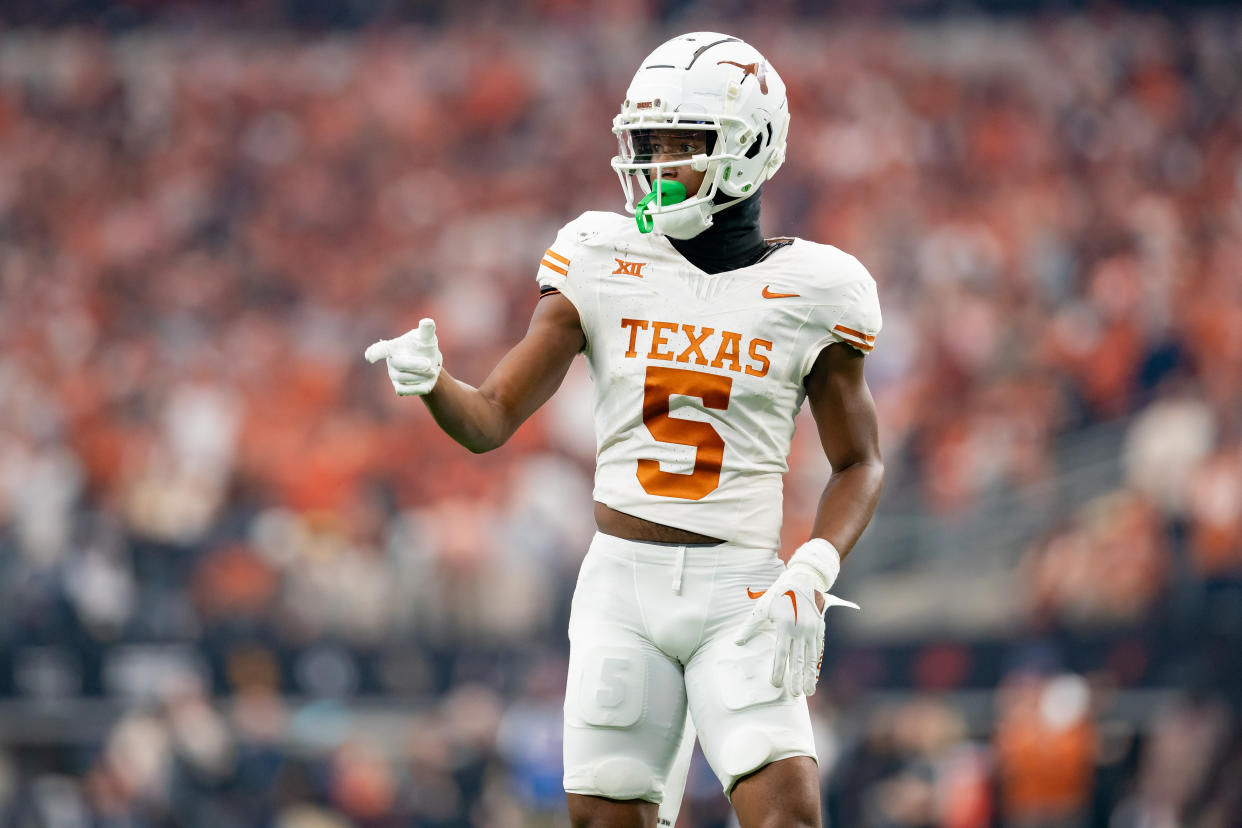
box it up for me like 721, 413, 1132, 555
635, 180, 688, 234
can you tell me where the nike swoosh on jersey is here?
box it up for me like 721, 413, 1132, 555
761, 285, 800, 299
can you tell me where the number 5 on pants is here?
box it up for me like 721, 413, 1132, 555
637, 366, 733, 501
577, 649, 645, 728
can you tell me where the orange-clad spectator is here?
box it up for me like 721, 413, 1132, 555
995, 674, 1096, 828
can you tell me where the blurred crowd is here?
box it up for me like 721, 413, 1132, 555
1, 5, 1241, 826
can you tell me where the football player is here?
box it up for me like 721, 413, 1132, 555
366, 32, 883, 828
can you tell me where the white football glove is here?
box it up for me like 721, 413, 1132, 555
735, 539, 859, 696
364, 318, 443, 396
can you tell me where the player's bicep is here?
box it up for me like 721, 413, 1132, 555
477, 292, 586, 433
803, 342, 881, 470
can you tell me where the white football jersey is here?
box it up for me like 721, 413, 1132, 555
536, 211, 881, 550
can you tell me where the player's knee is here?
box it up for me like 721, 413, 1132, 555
730, 754, 821, 828
752, 814, 818, 828
752, 790, 820, 828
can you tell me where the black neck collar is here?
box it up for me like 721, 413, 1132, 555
669, 190, 766, 275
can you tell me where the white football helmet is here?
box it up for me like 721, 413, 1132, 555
612, 32, 789, 239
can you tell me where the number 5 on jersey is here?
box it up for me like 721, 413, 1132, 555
638, 366, 733, 500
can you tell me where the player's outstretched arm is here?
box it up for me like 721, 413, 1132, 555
365, 293, 585, 453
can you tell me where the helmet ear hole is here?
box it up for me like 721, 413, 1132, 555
744, 122, 772, 160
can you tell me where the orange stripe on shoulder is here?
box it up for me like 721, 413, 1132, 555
833, 323, 876, 343
545, 248, 571, 266
540, 259, 569, 276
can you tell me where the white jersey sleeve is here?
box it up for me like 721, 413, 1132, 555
534, 211, 630, 356
796, 249, 882, 378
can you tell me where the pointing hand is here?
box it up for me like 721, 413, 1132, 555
365, 318, 442, 396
